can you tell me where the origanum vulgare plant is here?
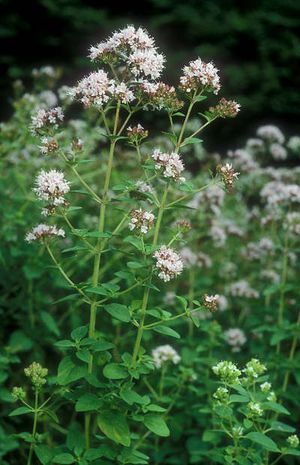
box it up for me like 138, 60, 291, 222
13, 26, 241, 464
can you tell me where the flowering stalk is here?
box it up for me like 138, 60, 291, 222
276, 233, 289, 354
132, 184, 169, 365
85, 100, 121, 447
27, 390, 38, 465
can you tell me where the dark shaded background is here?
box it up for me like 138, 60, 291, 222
1, 0, 300, 149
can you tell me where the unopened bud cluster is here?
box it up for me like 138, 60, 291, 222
24, 362, 48, 389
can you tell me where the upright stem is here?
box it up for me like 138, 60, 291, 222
131, 185, 169, 365
276, 234, 289, 354
85, 101, 120, 448
27, 390, 38, 465
282, 310, 300, 392
176, 96, 196, 151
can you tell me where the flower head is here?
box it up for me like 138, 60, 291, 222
224, 328, 247, 352
210, 98, 240, 118
152, 344, 181, 369
70, 70, 114, 107
152, 149, 185, 182
212, 361, 241, 384
154, 245, 183, 282
203, 294, 219, 312
180, 58, 220, 94
287, 435, 299, 448
128, 209, 155, 234
217, 163, 239, 188
31, 107, 64, 135
24, 362, 48, 389
25, 224, 65, 242
33, 170, 70, 213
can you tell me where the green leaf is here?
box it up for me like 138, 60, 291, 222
103, 363, 128, 380
41, 311, 60, 337
245, 432, 279, 452
35, 445, 54, 464
144, 414, 170, 437
71, 326, 88, 341
120, 389, 146, 405
83, 448, 105, 460
54, 340, 75, 349
181, 137, 202, 147
270, 421, 295, 433
97, 410, 131, 446
153, 325, 180, 339
8, 330, 33, 353
104, 303, 131, 323
53, 453, 75, 464
76, 349, 90, 363
230, 394, 249, 403
76, 393, 102, 412
9, 406, 32, 416
264, 401, 290, 415
56, 356, 87, 385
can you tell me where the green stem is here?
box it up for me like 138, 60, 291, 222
85, 101, 121, 448
282, 310, 300, 392
46, 244, 89, 302
176, 94, 196, 151
131, 185, 169, 365
27, 390, 39, 465
276, 234, 289, 354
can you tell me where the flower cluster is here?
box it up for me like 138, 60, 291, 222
152, 344, 181, 369
152, 149, 185, 182
243, 358, 266, 381
39, 136, 59, 155
286, 212, 300, 236
138, 82, 183, 111
217, 163, 240, 188
180, 58, 220, 94
247, 401, 263, 418
89, 25, 165, 80
128, 209, 155, 234
31, 107, 64, 134
25, 224, 65, 242
224, 328, 247, 352
154, 245, 183, 282
24, 362, 48, 389
33, 169, 70, 215
203, 294, 219, 312
229, 280, 259, 299
212, 361, 241, 384
70, 70, 134, 108
127, 124, 148, 144
287, 435, 300, 448
12, 387, 26, 401
210, 98, 240, 118
260, 182, 300, 206
256, 125, 285, 144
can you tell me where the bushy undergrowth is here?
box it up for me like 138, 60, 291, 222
1, 26, 300, 465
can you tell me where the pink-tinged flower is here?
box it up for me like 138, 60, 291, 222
152, 149, 185, 182
25, 224, 65, 242
180, 58, 220, 94
154, 245, 183, 282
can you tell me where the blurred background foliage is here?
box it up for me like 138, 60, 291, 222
1, 0, 300, 149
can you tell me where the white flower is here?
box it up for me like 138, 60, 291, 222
70, 70, 114, 107
152, 344, 181, 369
128, 209, 155, 234
257, 125, 285, 144
39, 90, 58, 108
128, 48, 165, 80
180, 58, 220, 94
260, 182, 300, 205
25, 224, 65, 242
227, 148, 259, 173
154, 245, 183, 282
31, 107, 64, 134
270, 143, 287, 160
188, 185, 225, 213
229, 280, 259, 299
33, 170, 70, 207
135, 180, 154, 194
286, 212, 300, 235
32, 66, 56, 78
39, 137, 59, 154
203, 294, 219, 312
212, 361, 241, 384
152, 149, 185, 182
287, 136, 300, 153
112, 82, 135, 103
261, 270, 280, 284
248, 402, 263, 417
218, 295, 228, 311
180, 247, 198, 267
224, 328, 247, 352
260, 382, 271, 393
